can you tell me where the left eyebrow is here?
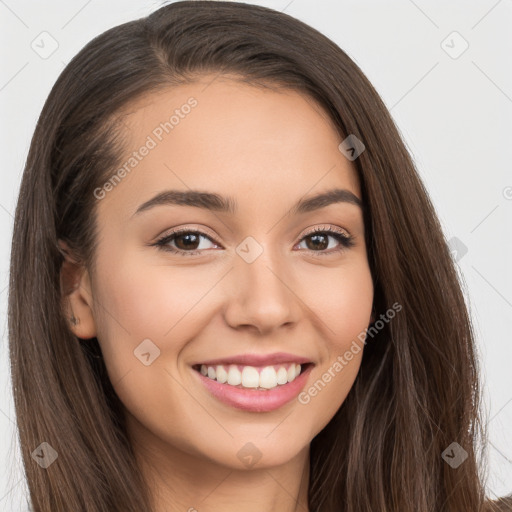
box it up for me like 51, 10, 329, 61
131, 187, 363, 218
291, 188, 363, 214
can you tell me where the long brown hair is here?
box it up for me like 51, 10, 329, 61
8, 1, 508, 510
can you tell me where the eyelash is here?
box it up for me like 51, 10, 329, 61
151, 225, 355, 257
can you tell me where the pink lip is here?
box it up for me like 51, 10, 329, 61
192, 352, 312, 367
192, 363, 314, 412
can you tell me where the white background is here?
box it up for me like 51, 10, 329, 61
0, 0, 511, 509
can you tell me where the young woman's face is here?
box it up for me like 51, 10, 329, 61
70, 75, 374, 470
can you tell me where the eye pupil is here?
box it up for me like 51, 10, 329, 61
175, 233, 200, 250
306, 234, 328, 251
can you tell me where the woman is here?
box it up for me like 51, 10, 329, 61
8, 1, 511, 510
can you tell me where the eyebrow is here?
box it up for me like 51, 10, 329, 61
132, 188, 363, 217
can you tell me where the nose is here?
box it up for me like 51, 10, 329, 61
223, 248, 301, 335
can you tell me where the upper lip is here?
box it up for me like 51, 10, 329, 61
192, 352, 313, 367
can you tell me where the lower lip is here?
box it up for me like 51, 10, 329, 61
192, 364, 314, 412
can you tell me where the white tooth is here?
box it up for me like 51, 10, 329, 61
216, 365, 228, 383
227, 365, 242, 386
241, 366, 260, 388
204, 363, 301, 389
276, 366, 288, 385
259, 366, 278, 389
287, 364, 296, 382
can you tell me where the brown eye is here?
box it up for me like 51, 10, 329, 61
154, 230, 219, 256
173, 232, 201, 251
303, 233, 329, 251
297, 227, 355, 255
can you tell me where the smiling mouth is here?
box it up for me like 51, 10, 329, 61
191, 362, 313, 391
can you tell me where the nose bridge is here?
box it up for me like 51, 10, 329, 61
224, 238, 298, 332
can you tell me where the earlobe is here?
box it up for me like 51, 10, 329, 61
58, 239, 97, 340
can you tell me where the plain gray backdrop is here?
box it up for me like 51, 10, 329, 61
0, 1, 511, 510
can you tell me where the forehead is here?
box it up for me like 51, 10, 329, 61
98, 75, 361, 219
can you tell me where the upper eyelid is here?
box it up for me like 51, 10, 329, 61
159, 226, 218, 244
303, 224, 351, 238
155, 225, 354, 254
159, 224, 352, 242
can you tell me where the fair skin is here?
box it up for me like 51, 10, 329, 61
60, 75, 374, 512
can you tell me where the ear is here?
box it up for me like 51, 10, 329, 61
58, 239, 97, 339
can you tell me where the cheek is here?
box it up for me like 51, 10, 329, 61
94, 242, 202, 332
90, 249, 216, 377
89, 253, 202, 432
295, 261, 373, 427
300, 259, 374, 347
89, 252, 170, 381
